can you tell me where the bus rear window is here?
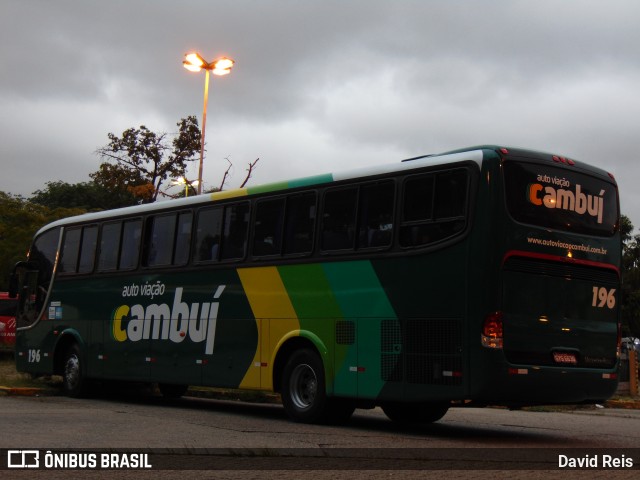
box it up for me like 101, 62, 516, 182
504, 162, 618, 236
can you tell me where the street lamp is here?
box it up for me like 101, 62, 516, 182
171, 177, 199, 197
183, 52, 235, 195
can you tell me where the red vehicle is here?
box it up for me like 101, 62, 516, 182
0, 292, 17, 351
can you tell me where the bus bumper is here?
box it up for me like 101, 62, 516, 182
472, 353, 619, 406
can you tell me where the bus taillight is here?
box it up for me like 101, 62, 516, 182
482, 311, 503, 349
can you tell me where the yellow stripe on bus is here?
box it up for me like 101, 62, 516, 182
210, 188, 248, 201
237, 266, 300, 390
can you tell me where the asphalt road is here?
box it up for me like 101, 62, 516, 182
1, 391, 640, 479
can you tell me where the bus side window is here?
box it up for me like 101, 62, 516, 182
60, 228, 82, 273
195, 207, 223, 262
220, 202, 249, 261
174, 212, 193, 266
145, 214, 177, 267
78, 226, 98, 274
98, 222, 122, 271
358, 181, 395, 249
399, 169, 468, 247
403, 175, 434, 223
119, 219, 142, 270
432, 170, 468, 239
253, 198, 285, 257
283, 192, 316, 255
321, 187, 357, 251
435, 170, 467, 219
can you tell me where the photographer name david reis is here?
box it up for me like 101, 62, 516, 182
558, 454, 633, 469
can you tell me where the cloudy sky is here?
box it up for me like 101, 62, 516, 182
2, 1, 639, 226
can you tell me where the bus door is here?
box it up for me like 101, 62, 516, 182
12, 264, 54, 371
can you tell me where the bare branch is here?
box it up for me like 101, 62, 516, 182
218, 156, 233, 191
239, 158, 260, 188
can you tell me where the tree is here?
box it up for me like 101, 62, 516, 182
93, 116, 201, 203
30, 181, 137, 211
0, 192, 85, 290
621, 214, 640, 337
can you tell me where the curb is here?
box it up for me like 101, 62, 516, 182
2, 383, 639, 409
605, 399, 640, 409
0, 386, 44, 396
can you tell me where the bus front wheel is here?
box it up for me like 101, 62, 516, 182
382, 401, 449, 424
61, 344, 88, 398
281, 349, 329, 423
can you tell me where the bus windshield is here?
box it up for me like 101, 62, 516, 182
503, 161, 618, 236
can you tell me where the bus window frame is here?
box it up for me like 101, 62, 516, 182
249, 191, 318, 261
142, 211, 192, 269
192, 202, 255, 266
398, 166, 471, 249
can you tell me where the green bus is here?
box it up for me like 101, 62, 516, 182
10, 145, 621, 424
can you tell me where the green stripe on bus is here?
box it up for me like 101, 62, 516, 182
288, 174, 334, 188
323, 261, 397, 398
278, 263, 354, 393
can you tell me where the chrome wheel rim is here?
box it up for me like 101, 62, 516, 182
289, 363, 317, 410
64, 354, 80, 390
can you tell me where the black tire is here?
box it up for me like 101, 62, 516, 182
325, 398, 356, 425
281, 349, 330, 423
158, 383, 188, 399
61, 344, 89, 398
382, 401, 449, 424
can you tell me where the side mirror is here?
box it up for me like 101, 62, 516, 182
8, 260, 35, 298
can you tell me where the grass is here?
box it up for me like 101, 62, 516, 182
0, 353, 60, 392
0, 353, 278, 402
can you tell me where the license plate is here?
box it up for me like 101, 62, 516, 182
553, 352, 578, 365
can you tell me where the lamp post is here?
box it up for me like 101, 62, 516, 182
183, 53, 234, 195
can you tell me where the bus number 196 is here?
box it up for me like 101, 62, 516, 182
592, 287, 616, 309
27, 349, 41, 363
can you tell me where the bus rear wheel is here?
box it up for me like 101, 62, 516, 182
281, 349, 329, 423
382, 401, 449, 424
61, 344, 89, 398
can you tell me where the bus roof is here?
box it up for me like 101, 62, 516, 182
34, 144, 614, 236
36, 147, 487, 235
